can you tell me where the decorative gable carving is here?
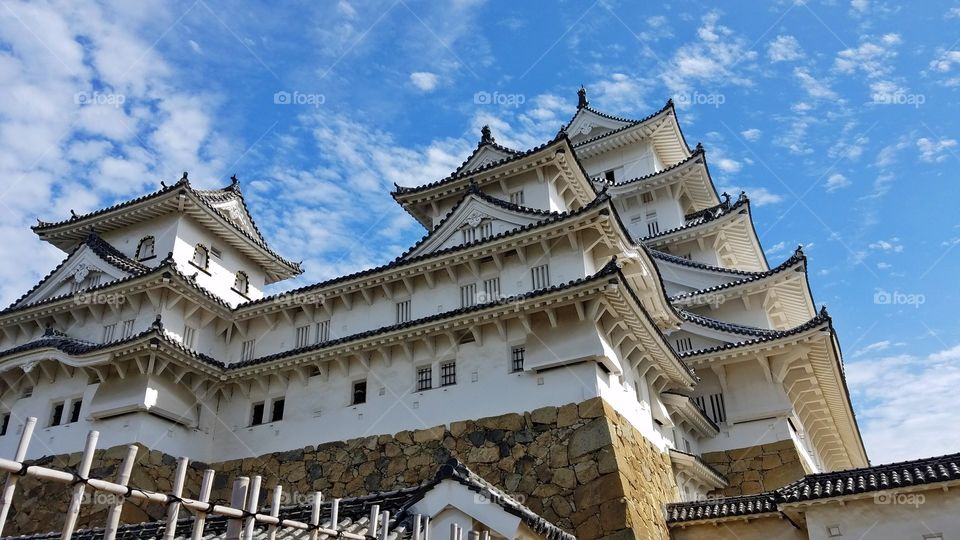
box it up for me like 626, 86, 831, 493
566, 108, 632, 143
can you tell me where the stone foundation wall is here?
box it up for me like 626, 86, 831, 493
701, 439, 805, 497
6, 398, 676, 539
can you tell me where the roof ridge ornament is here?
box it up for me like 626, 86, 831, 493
577, 85, 588, 109
178, 172, 189, 185
152, 314, 164, 331
230, 174, 240, 188
479, 125, 494, 145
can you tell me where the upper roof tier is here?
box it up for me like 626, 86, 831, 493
33, 174, 302, 284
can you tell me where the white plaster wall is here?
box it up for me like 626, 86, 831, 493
804, 489, 960, 540
172, 216, 266, 304
100, 214, 180, 267
579, 140, 662, 181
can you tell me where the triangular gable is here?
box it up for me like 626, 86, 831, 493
403, 192, 554, 259
198, 194, 262, 241
566, 107, 633, 144
13, 242, 140, 308
454, 144, 518, 176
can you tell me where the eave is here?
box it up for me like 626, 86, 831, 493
682, 315, 868, 471
572, 100, 692, 165
596, 145, 720, 212
33, 181, 301, 283
662, 392, 720, 438
669, 448, 728, 489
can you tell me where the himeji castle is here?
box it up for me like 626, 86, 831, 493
1, 88, 958, 540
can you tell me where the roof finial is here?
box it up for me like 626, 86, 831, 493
480, 125, 493, 144
230, 174, 239, 185
152, 314, 163, 331
160, 180, 167, 188
721, 192, 730, 204
795, 244, 805, 257
577, 85, 588, 109
180, 171, 189, 183
70, 210, 77, 219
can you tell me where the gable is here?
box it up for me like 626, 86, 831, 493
13, 244, 138, 308
403, 194, 550, 259
456, 145, 517, 175
199, 197, 262, 241
566, 108, 633, 144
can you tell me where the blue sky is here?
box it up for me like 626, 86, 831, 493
1, 0, 959, 464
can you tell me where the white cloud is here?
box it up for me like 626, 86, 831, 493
875, 138, 910, 167
715, 157, 741, 173
854, 340, 891, 357
876, 261, 891, 270
794, 67, 838, 100
947, 7, 960, 18
660, 11, 757, 97
851, 0, 869, 13
847, 344, 960, 463
767, 35, 804, 62
825, 173, 851, 192
765, 241, 787, 255
741, 128, 761, 141
917, 137, 958, 163
835, 33, 902, 77
929, 51, 960, 72
409, 72, 439, 92
869, 238, 903, 252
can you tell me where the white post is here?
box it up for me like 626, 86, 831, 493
412, 514, 422, 540
61, 430, 99, 540
103, 445, 139, 540
330, 498, 341, 533
266, 485, 282, 540
309, 491, 322, 540
0, 417, 36, 537
225, 477, 249, 540
480, 532, 490, 540
243, 475, 262, 540
162, 457, 190, 540
467, 532, 480, 540
190, 469, 215, 540
369, 504, 380, 537
449, 523, 457, 540
423, 516, 430, 540
379, 511, 390, 540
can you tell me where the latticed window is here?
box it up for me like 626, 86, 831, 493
295, 325, 311, 348
416, 366, 432, 391
483, 277, 500, 302
641, 192, 654, 203
440, 361, 456, 387
646, 211, 660, 236
675, 337, 693, 353
693, 393, 726, 424
240, 339, 256, 361
509, 190, 524, 205
102, 324, 116, 343
192, 244, 209, 269
461, 223, 493, 243
316, 320, 330, 343
396, 300, 411, 323
460, 284, 477, 308
121, 319, 135, 339
511, 346, 525, 372
183, 326, 196, 348
531, 264, 550, 289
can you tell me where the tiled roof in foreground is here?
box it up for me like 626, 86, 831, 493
8, 458, 574, 540
666, 451, 960, 524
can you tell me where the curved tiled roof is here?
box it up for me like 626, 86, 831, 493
595, 143, 705, 188
666, 493, 778, 523
641, 192, 749, 242
33, 176, 302, 275
564, 99, 675, 145
648, 249, 757, 277
668, 247, 806, 303
667, 451, 960, 524
7, 233, 151, 309
450, 126, 521, 177
234, 259, 622, 369
391, 133, 568, 198
242, 191, 613, 308
679, 307, 832, 358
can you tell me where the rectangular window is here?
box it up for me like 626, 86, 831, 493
102, 324, 116, 343
440, 361, 456, 387
0, 413, 9, 436
646, 211, 660, 236
460, 283, 477, 308
210, 246, 222, 259
693, 393, 726, 424
270, 398, 285, 422
240, 339, 256, 361
509, 190, 524, 205
511, 346, 525, 373
121, 319, 135, 339
68, 399, 81, 423
461, 227, 477, 244
416, 366, 432, 392
461, 223, 493, 243
396, 300, 411, 324
675, 337, 693, 353
478, 222, 493, 240
250, 402, 265, 426
316, 320, 330, 343
483, 277, 500, 302
531, 264, 550, 289
49, 402, 64, 427
604, 169, 616, 182
641, 192, 654, 203
183, 326, 196, 348
295, 325, 311, 348
352, 380, 367, 405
